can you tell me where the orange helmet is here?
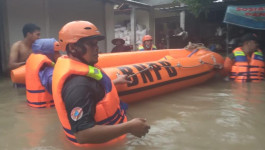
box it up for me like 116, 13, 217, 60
59, 20, 105, 51
142, 35, 152, 42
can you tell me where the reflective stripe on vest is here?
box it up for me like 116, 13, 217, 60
152, 45, 157, 50
52, 56, 127, 146
138, 45, 144, 51
230, 48, 265, 82
138, 44, 157, 51
26, 54, 54, 108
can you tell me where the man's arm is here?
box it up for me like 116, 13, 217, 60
39, 66, 53, 94
62, 76, 150, 144
75, 118, 150, 144
113, 74, 132, 85
222, 53, 235, 77
8, 43, 25, 70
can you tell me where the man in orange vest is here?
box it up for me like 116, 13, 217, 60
25, 38, 61, 108
52, 21, 150, 146
223, 33, 264, 82
138, 35, 157, 51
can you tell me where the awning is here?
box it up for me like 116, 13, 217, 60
223, 4, 265, 30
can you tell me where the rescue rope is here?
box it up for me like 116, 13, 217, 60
117, 42, 220, 78
184, 42, 210, 51
127, 66, 153, 78
126, 55, 220, 78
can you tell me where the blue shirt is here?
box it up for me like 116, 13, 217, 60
38, 66, 54, 94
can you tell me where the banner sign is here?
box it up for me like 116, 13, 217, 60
224, 4, 265, 30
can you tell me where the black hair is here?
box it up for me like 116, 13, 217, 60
65, 37, 91, 57
66, 37, 97, 65
22, 23, 40, 37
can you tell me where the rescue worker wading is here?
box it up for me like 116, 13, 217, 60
25, 38, 60, 108
52, 20, 150, 147
223, 33, 265, 82
138, 35, 157, 51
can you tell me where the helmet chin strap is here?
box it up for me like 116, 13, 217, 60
77, 55, 91, 65
70, 49, 92, 65
144, 43, 151, 49
145, 44, 151, 49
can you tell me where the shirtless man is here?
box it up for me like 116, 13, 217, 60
8, 23, 40, 70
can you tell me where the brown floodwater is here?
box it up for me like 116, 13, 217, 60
0, 76, 265, 150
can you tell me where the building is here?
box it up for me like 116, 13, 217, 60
1, 0, 264, 75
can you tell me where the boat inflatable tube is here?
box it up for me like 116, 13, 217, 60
10, 49, 224, 103
97, 49, 224, 103
10, 65, 26, 84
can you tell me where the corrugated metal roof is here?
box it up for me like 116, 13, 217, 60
110, 0, 265, 13
133, 0, 176, 6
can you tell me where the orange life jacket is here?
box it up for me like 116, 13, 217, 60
230, 47, 265, 82
25, 54, 55, 108
138, 44, 157, 51
10, 65, 26, 86
52, 56, 127, 147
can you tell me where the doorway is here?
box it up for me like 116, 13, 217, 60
0, 0, 8, 76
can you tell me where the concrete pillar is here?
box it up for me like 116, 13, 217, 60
0, 0, 9, 74
130, 7, 136, 50
149, 8, 155, 43
163, 23, 169, 49
180, 3, 185, 30
104, 2, 115, 53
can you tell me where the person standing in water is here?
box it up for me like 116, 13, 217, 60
223, 33, 264, 82
8, 23, 41, 70
26, 38, 61, 108
52, 20, 150, 146
138, 35, 157, 51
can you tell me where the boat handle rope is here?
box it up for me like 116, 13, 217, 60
126, 66, 153, 78
122, 55, 221, 78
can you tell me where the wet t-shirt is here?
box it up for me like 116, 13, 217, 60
39, 66, 53, 94
62, 75, 105, 133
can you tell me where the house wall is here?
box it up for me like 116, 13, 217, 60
114, 9, 150, 31
114, 8, 153, 47
6, 0, 107, 53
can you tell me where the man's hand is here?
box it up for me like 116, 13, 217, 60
113, 74, 132, 85
213, 64, 223, 70
127, 118, 150, 138
224, 76, 230, 82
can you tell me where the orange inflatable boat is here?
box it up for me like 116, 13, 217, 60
97, 48, 224, 103
10, 49, 224, 103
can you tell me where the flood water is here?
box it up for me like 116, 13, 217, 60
0, 76, 265, 150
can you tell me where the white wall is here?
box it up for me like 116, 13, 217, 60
6, 0, 107, 53
114, 9, 150, 32
136, 9, 150, 32
7, 0, 46, 45
114, 8, 153, 45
